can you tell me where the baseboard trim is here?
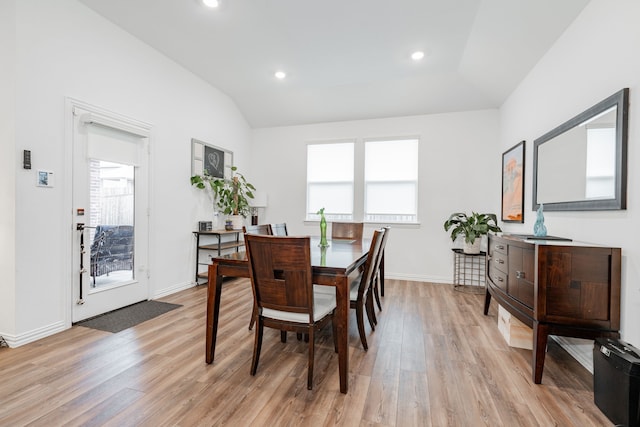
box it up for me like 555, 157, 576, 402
385, 272, 451, 284
552, 336, 594, 373
152, 281, 195, 299
0, 320, 66, 348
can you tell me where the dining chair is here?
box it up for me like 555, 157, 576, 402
349, 228, 384, 351
243, 224, 273, 330
243, 224, 273, 235
245, 234, 338, 390
371, 226, 390, 313
331, 222, 364, 241
270, 223, 288, 236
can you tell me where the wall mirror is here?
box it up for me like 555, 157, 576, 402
533, 88, 628, 211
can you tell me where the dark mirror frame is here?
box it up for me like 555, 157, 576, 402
532, 88, 629, 211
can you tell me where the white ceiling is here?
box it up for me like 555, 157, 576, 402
78, 0, 590, 128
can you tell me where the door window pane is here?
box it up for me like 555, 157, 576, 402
89, 160, 135, 288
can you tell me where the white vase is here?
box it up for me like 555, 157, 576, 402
212, 211, 220, 230
229, 215, 244, 230
463, 239, 481, 254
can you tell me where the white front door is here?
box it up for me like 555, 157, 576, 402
71, 104, 150, 322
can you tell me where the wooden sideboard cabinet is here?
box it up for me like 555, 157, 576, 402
484, 233, 621, 384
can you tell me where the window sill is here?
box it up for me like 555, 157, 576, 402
303, 220, 420, 227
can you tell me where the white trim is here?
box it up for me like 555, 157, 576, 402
386, 272, 451, 284
552, 336, 594, 373
0, 320, 66, 348
79, 112, 150, 138
152, 281, 196, 299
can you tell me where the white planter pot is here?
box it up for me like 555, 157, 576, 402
229, 215, 244, 230
463, 239, 481, 254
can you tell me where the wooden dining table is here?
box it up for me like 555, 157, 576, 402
205, 237, 373, 394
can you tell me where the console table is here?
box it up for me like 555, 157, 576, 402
193, 230, 243, 284
484, 233, 621, 384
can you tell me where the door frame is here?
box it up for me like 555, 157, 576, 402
64, 97, 153, 327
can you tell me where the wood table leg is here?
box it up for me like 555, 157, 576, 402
206, 263, 223, 364
336, 274, 349, 394
532, 321, 549, 384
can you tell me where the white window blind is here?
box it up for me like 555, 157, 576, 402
306, 142, 354, 220
364, 138, 418, 222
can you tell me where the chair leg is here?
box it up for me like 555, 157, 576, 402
307, 328, 315, 390
374, 276, 382, 312
365, 292, 376, 331
355, 303, 368, 351
251, 318, 264, 376
248, 301, 257, 330
281, 330, 287, 343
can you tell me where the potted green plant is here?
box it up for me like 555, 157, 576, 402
191, 166, 256, 230
443, 212, 501, 254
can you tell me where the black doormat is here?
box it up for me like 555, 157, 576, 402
75, 300, 181, 333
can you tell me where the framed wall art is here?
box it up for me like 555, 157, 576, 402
191, 138, 233, 178
501, 140, 525, 223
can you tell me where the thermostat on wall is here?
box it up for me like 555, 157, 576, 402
37, 170, 54, 188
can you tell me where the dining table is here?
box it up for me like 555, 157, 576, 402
205, 237, 374, 394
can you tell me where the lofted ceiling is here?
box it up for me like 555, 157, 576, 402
78, 0, 590, 128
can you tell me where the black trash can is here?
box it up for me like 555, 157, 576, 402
593, 338, 640, 427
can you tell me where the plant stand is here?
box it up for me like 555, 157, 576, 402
452, 248, 486, 294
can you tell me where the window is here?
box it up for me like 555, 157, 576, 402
364, 138, 418, 222
306, 142, 354, 220
306, 137, 419, 223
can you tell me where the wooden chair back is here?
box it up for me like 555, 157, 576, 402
271, 223, 289, 236
331, 222, 364, 241
374, 227, 390, 275
355, 229, 385, 299
371, 226, 390, 311
243, 224, 273, 235
245, 235, 314, 320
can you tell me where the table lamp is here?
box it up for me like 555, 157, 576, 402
249, 191, 268, 225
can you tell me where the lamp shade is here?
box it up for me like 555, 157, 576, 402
249, 191, 268, 208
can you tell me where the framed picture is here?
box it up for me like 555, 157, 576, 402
502, 140, 525, 223
191, 138, 233, 178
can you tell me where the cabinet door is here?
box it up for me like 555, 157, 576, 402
539, 246, 617, 326
509, 246, 535, 308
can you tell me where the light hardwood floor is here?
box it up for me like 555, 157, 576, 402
0, 279, 612, 426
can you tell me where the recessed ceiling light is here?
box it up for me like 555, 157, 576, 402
274, 71, 286, 80
203, 0, 219, 8
411, 51, 425, 61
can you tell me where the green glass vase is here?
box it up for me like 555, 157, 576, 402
318, 208, 328, 247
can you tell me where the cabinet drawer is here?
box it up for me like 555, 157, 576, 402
491, 251, 508, 274
489, 267, 508, 292
491, 239, 508, 255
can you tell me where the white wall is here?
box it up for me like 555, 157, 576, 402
0, 0, 17, 338
2, 0, 251, 345
250, 110, 500, 282
500, 0, 640, 347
